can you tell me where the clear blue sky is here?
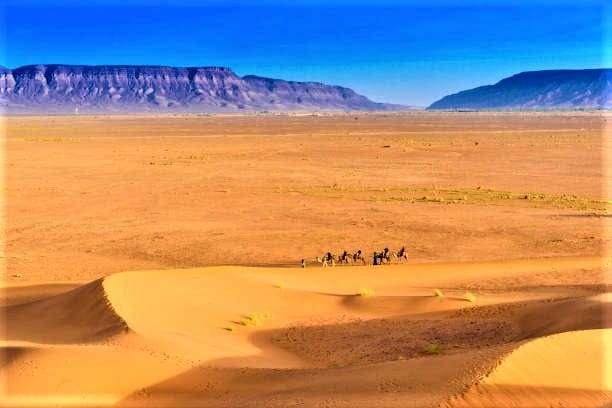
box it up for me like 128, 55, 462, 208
0, 0, 608, 106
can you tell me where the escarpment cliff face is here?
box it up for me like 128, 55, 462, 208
0, 64, 395, 113
428, 69, 611, 110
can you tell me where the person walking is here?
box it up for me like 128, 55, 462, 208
373, 251, 379, 266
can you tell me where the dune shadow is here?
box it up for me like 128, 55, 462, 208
255, 294, 611, 369
1, 279, 128, 344
0, 346, 31, 369
115, 345, 510, 408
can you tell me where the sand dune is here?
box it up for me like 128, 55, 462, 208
2, 279, 127, 344
0, 338, 190, 407
1, 256, 609, 406
3, 112, 609, 406
444, 328, 612, 408
117, 346, 510, 408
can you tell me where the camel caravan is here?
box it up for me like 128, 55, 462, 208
312, 246, 408, 267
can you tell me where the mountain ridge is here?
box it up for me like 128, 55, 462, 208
428, 68, 611, 110
0, 64, 401, 113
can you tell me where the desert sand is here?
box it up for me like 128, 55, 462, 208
1, 112, 611, 407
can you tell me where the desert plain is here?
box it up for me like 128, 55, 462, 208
1, 111, 611, 407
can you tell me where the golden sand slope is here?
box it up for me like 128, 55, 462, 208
0, 257, 609, 407
444, 327, 612, 408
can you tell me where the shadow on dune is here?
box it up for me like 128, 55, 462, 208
341, 293, 463, 315
0, 279, 129, 344
262, 293, 611, 368
116, 345, 510, 408
117, 289, 610, 407
515, 295, 611, 339
0, 346, 30, 370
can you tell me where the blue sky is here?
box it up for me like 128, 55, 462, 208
0, 0, 608, 106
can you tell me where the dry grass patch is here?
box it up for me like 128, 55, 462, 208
424, 343, 441, 355
358, 288, 375, 297
464, 292, 477, 303
237, 312, 272, 328
274, 184, 611, 212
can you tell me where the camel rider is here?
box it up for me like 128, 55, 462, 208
354, 249, 362, 263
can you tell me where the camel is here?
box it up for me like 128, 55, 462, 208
392, 246, 408, 263
315, 252, 336, 267
352, 249, 366, 264
338, 250, 353, 264
377, 248, 392, 264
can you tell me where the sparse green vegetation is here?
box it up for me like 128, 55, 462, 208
23, 137, 82, 143
271, 185, 610, 212
237, 312, 272, 328
176, 154, 208, 161
424, 343, 441, 355
358, 288, 375, 296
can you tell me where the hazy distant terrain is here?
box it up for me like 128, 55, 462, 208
0, 65, 403, 113
429, 69, 611, 110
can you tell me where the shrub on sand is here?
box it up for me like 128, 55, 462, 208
424, 343, 440, 355
464, 291, 476, 302
359, 288, 375, 296
238, 312, 272, 327
433, 288, 444, 297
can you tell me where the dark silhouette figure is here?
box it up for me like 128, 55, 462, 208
375, 248, 390, 264
339, 250, 352, 264
353, 250, 365, 264
395, 246, 408, 263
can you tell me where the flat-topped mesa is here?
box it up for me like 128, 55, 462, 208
0, 64, 394, 113
428, 68, 612, 110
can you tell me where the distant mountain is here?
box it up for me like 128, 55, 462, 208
0, 64, 402, 113
428, 69, 611, 110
